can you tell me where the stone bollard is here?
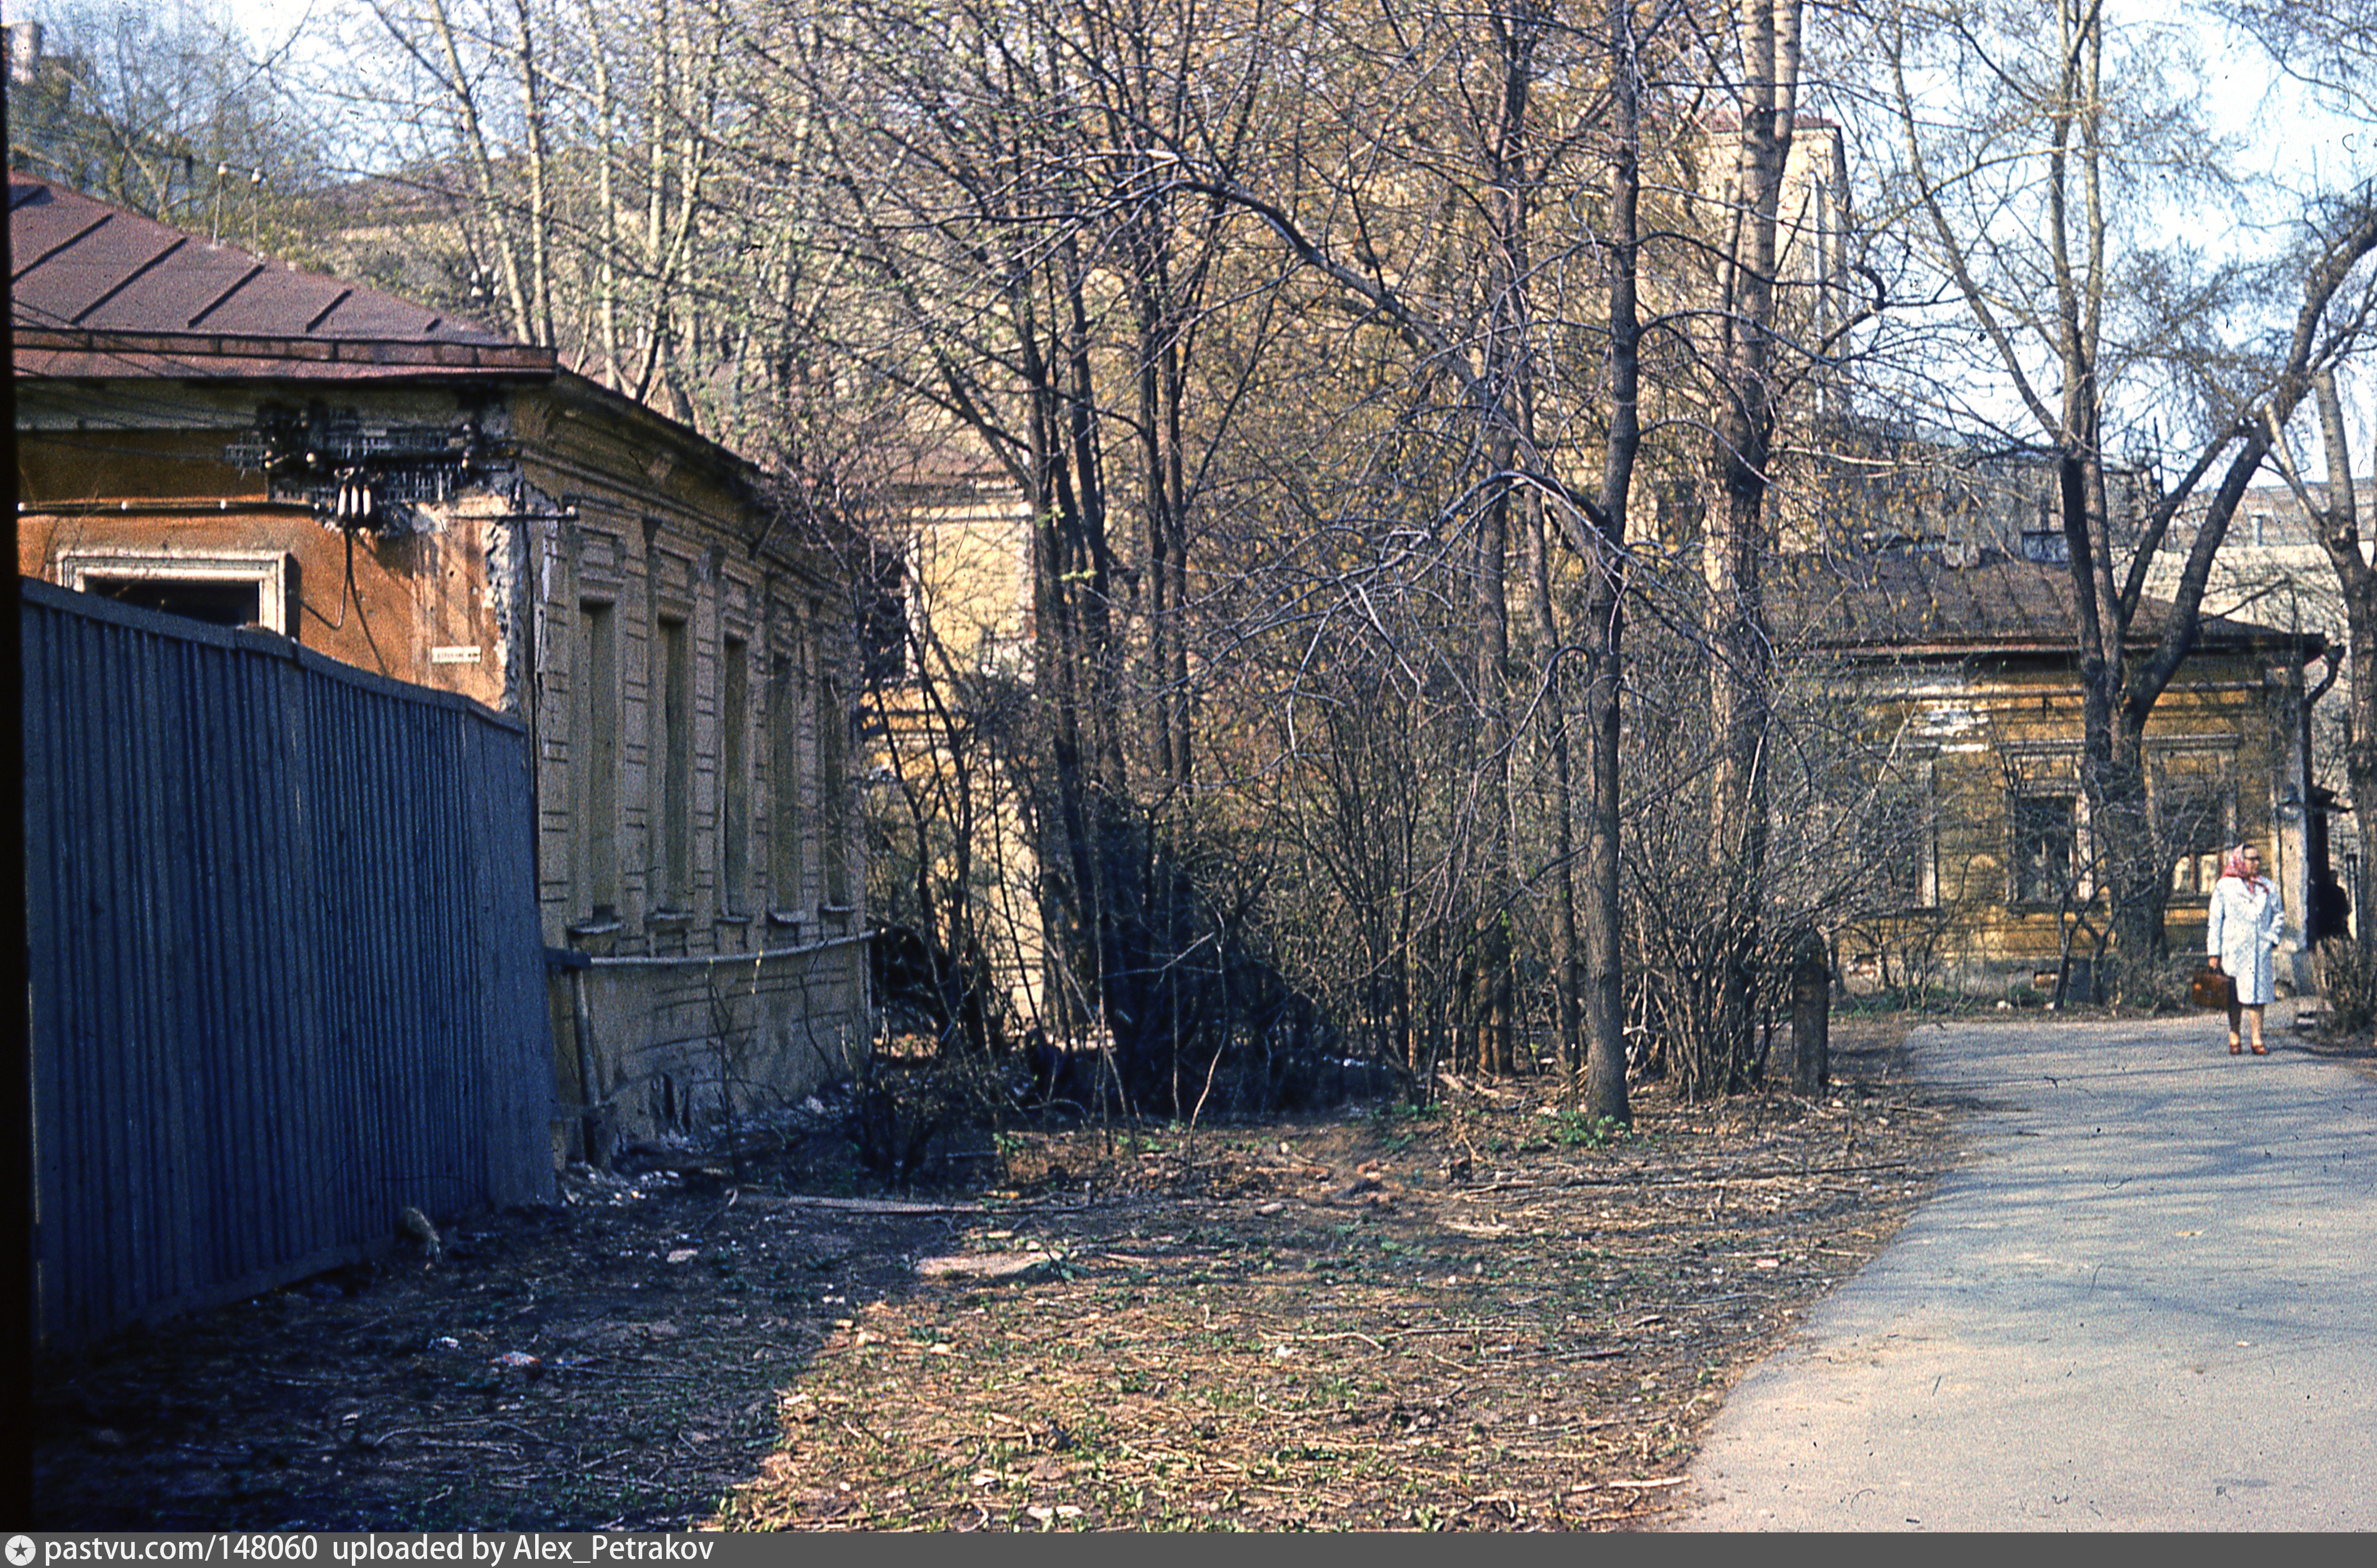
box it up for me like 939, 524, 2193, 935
1790, 929, 1831, 1095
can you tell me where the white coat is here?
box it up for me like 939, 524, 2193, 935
2207, 874, 2285, 1006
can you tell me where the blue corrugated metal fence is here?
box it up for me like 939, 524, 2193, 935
22, 577, 555, 1345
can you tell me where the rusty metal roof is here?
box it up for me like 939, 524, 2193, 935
1776, 550, 2316, 654
8, 176, 554, 381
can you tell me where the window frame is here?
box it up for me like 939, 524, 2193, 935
61, 548, 296, 634
767, 644, 811, 924
572, 597, 622, 927
652, 609, 695, 915
2009, 789, 2085, 908
2152, 743, 2238, 903
1874, 758, 1940, 911
720, 631, 752, 917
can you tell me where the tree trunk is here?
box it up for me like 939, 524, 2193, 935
1570, 0, 1648, 1129
1698, 0, 1799, 1095
2273, 373, 2376, 951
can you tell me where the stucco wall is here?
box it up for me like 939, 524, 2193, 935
18, 372, 877, 1165
552, 937, 870, 1157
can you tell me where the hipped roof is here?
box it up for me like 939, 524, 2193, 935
1776, 550, 2322, 657
8, 175, 552, 381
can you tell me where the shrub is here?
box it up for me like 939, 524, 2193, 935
2120, 960, 2191, 1014
2311, 939, 2377, 1035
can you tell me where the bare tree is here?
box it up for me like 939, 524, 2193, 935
6, 0, 329, 247
746, 0, 1319, 1109
1669, 0, 1806, 1094
1872, 0, 2377, 996
2264, 374, 2377, 943
2216, 0, 2377, 953
1145, 0, 1691, 1118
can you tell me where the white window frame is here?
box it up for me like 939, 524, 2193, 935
59, 549, 296, 634
1876, 757, 1940, 911
1999, 744, 2093, 908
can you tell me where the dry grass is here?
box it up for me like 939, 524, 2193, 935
32, 1016, 1950, 1532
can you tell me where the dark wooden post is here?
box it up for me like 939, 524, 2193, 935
1790, 928, 1831, 1095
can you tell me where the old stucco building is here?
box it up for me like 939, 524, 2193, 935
11, 174, 871, 1156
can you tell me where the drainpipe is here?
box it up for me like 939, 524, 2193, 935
2276, 647, 2317, 996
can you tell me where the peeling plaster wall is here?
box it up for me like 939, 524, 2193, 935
483, 496, 533, 717
557, 938, 869, 1155
16, 372, 876, 1170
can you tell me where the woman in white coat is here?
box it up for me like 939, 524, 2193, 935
2206, 842, 2284, 1056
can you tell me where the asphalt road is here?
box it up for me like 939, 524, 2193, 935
1673, 1009, 2377, 1531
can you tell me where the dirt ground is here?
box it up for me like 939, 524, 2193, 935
33, 1016, 1958, 1532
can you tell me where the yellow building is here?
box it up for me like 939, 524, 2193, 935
868, 439, 1048, 1034
1779, 550, 2324, 1000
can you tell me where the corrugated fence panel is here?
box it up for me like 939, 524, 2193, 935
23, 578, 556, 1346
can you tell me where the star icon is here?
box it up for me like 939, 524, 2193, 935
6, 1536, 36, 1567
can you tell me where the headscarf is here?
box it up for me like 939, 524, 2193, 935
2219, 844, 2272, 891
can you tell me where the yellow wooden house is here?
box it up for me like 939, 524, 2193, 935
1777, 549, 2326, 1001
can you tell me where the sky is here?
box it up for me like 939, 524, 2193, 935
77, 0, 2363, 192
31, 0, 2374, 446
223, 0, 327, 52
3, 0, 337, 61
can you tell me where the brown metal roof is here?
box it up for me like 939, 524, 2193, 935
8, 176, 553, 381
1775, 550, 2315, 654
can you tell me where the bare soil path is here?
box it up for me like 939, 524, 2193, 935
33, 1016, 1950, 1532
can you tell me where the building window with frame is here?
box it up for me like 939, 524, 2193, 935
1874, 781, 1937, 909
61, 549, 296, 633
2012, 791, 2081, 906
820, 664, 851, 911
654, 613, 694, 912
2159, 781, 2230, 898
2018, 528, 2069, 565
768, 650, 808, 917
721, 634, 751, 915
573, 600, 621, 923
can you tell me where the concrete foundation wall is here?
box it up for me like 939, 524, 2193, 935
552, 935, 870, 1157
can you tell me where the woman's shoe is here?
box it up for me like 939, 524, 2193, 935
2251, 1043, 2268, 1055
2230, 1038, 2243, 1054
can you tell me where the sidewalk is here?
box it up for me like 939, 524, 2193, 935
1673, 1008, 2377, 1530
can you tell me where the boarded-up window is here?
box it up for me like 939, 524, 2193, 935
656, 615, 692, 908
722, 635, 750, 912
769, 651, 807, 913
821, 666, 850, 909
